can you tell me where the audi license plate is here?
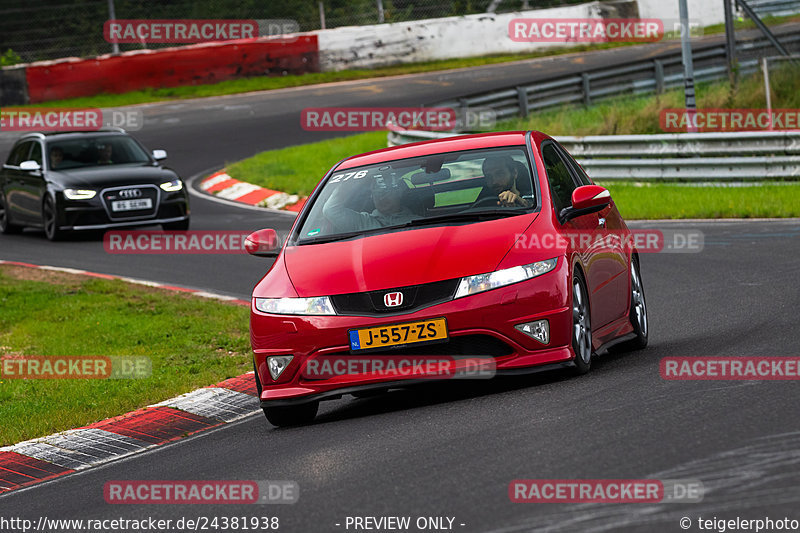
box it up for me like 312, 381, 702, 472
111, 199, 152, 212
349, 318, 448, 352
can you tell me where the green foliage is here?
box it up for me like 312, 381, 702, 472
0, 49, 22, 66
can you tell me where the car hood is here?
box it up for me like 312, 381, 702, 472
50, 164, 177, 189
283, 213, 538, 296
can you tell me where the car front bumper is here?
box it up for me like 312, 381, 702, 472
251, 258, 575, 405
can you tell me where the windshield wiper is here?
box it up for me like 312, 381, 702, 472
296, 231, 365, 245
401, 209, 527, 228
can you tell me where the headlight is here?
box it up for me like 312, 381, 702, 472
454, 258, 558, 299
254, 297, 336, 315
63, 189, 96, 200
159, 179, 183, 192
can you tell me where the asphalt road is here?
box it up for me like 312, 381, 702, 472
2, 219, 800, 533
2, 30, 800, 533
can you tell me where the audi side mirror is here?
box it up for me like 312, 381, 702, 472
20, 160, 41, 172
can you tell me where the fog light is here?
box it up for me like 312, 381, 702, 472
267, 356, 293, 380
515, 319, 549, 345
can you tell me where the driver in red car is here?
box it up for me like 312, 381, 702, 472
477, 155, 532, 208
323, 174, 416, 232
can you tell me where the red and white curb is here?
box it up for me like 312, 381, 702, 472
0, 261, 259, 496
201, 171, 307, 212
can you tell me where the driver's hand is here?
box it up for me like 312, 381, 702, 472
498, 190, 521, 206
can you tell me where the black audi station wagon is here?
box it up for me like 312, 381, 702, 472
0, 129, 189, 240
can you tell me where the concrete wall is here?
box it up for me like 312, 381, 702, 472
316, 1, 639, 71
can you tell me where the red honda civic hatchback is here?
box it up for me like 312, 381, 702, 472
247, 131, 648, 426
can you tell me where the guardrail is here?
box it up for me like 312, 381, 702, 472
387, 130, 800, 180
432, 30, 800, 120
750, 0, 800, 18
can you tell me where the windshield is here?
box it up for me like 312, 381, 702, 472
47, 135, 152, 170
296, 146, 536, 244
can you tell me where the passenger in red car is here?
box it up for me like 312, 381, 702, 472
323, 174, 416, 232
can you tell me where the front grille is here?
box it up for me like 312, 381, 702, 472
101, 185, 159, 220
330, 278, 459, 316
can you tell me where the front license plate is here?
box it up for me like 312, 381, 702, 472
349, 318, 448, 352
112, 199, 152, 212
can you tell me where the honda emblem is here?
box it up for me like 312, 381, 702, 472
384, 292, 403, 307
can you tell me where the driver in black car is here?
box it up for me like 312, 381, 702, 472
476, 155, 532, 208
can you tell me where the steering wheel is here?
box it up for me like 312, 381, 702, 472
471, 196, 504, 208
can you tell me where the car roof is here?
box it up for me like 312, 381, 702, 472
335, 131, 548, 170
13, 129, 129, 143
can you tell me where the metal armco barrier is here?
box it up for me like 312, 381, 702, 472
387, 130, 800, 180
432, 28, 800, 121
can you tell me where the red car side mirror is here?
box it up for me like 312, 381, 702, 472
245, 229, 281, 257
571, 185, 611, 211
560, 185, 611, 222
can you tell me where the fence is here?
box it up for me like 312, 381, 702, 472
387, 130, 800, 180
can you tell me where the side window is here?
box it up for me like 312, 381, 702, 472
6, 141, 33, 167
556, 143, 592, 186
29, 142, 43, 166
542, 143, 577, 214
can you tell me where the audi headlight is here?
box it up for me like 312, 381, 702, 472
254, 297, 336, 315
454, 258, 558, 299
63, 189, 96, 200
159, 179, 183, 192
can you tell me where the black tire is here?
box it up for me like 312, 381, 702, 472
615, 256, 649, 351
0, 193, 23, 234
571, 269, 593, 375
162, 218, 190, 231
263, 402, 319, 427
42, 196, 65, 241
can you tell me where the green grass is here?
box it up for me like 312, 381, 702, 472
603, 182, 800, 219
500, 61, 800, 135
0, 267, 251, 445
226, 131, 388, 196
